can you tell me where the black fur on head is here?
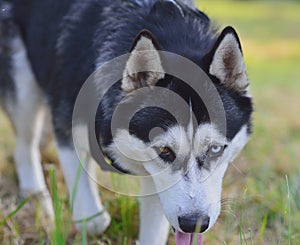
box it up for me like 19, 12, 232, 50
97, 21, 253, 150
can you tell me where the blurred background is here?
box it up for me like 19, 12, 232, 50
198, 1, 300, 244
0, 0, 299, 244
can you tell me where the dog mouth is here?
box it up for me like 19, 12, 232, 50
174, 228, 203, 245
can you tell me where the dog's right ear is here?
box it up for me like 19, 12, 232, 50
203, 26, 249, 93
121, 30, 165, 93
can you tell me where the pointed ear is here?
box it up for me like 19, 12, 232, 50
122, 30, 165, 93
204, 26, 249, 92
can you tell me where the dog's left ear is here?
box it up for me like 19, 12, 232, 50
122, 30, 164, 93
204, 26, 249, 92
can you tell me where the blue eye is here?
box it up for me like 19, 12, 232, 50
211, 145, 222, 153
209, 145, 226, 157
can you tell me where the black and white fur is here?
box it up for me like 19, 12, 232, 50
0, 0, 253, 244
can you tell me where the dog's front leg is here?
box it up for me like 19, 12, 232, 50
57, 147, 110, 235
139, 177, 169, 245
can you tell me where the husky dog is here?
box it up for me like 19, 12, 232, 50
0, 0, 253, 244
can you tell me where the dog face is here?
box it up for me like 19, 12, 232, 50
99, 26, 252, 234
143, 123, 250, 232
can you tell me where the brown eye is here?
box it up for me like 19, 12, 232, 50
160, 147, 170, 155
158, 147, 176, 163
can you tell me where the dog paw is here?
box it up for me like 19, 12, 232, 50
74, 210, 111, 235
19, 188, 55, 221
16, 189, 55, 233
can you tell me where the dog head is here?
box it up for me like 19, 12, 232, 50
98, 26, 253, 238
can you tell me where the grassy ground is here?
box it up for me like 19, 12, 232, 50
1, 0, 300, 244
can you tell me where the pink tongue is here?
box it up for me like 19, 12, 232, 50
175, 231, 203, 245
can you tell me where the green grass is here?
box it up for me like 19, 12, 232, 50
0, 198, 30, 227
0, 0, 300, 244
49, 167, 71, 245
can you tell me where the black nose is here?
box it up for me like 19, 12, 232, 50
178, 214, 210, 233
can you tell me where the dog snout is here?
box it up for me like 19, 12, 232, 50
178, 214, 210, 233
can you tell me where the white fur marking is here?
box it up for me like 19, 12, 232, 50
105, 129, 151, 175
10, 36, 46, 194
187, 100, 194, 144
8, 35, 55, 219
57, 147, 111, 235
193, 124, 228, 155
139, 178, 169, 245
226, 125, 249, 163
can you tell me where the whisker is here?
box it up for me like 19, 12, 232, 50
230, 162, 245, 176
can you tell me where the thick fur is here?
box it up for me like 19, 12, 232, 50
0, 0, 253, 244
